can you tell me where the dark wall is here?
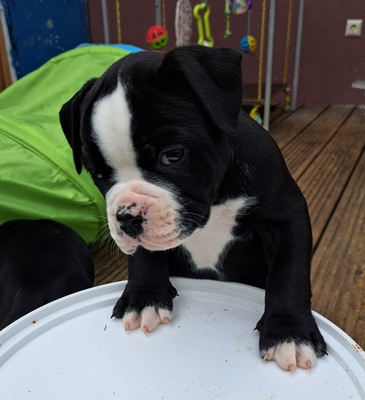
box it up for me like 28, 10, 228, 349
88, 1, 365, 105
300, 0, 365, 104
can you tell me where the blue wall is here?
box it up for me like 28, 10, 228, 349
2, 0, 89, 78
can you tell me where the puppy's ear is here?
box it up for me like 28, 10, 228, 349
59, 78, 97, 174
160, 46, 243, 134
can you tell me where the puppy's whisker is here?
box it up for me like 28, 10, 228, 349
181, 217, 205, 230
181, 211, 208, 221
91, 222, 110, 245
180, 211, 208, 229
104, 235, 122, 261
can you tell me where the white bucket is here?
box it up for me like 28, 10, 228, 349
0, 278, 364, 399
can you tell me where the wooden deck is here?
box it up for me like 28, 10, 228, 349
90, 104, 365, 349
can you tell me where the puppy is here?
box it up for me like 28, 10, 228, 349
59, 45, 326, 371
0, 219, 94, 330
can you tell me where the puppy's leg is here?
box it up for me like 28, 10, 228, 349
112, 248, 177, 334
254, 215, 327, 371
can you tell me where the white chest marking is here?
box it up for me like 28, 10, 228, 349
182, 198, 254, 272
91, 82, 142, 183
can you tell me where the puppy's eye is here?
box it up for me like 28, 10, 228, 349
160, 148, 185, 166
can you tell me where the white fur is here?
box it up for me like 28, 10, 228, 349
262, 342, 316, 371
92, 82, 142, 182
182, 198, 255, 272
122, 307, 172, 334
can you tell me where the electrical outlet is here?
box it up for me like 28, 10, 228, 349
345, 19, 363, 37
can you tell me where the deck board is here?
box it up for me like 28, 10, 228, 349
270, 103, 327, 148
311, 144, 365, 347
279, 105, 353, 180
296, 107, 365, 247
90, 104, 365, 349
92, 241, 128, 285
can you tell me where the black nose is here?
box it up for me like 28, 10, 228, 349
116, 212, 143, 238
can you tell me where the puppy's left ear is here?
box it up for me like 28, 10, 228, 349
160, 46, 242, 134
59, 78, 97, 174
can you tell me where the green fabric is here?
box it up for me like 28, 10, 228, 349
0, 46, 130, 243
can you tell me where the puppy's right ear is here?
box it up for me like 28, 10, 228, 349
59, 78, 97, 174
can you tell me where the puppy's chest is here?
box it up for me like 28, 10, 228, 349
181, 198, 252, 273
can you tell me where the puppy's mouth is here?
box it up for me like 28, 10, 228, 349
106, 180, 186, 255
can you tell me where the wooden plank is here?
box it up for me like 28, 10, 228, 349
90, 241, 128, 285
282, 105, 353, 180
270, 104, 327, 149
311, 144, 365, 348
298, 107, 365, 246
269, 104, 303, 129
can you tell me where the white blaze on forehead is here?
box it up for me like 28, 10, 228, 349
91, 81, 142, 182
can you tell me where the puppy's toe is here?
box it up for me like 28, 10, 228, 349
273, 342, 297, 371
122, 306, 173, 334
296, 344, 317, 369
140, 306, 161, 334
158, 308, 173, 325
122, 310, 141, 331
262, 342, 316, 371
141, 306, 173, 333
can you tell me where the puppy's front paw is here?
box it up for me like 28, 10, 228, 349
112, 279, 178, 334
256, 311, 327, 371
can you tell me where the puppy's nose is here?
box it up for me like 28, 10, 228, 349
116, 212, 143, 238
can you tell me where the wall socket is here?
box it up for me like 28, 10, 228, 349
345, 19, 363, 37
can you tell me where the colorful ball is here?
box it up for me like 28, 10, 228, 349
146, 25, 168, 50
240, 35, 257, 54
230, 0, 249, 15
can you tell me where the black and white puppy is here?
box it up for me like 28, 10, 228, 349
59, 46, 326, 371
0, 219, 94, 330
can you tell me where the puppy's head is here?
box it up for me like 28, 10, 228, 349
60, 46, 242, 254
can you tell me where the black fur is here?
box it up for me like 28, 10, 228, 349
59, 46, 326, 362
0, 220, 94, 330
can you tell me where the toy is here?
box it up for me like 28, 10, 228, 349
230, 0, 251, 15
146, 0, 168, 50
146, 25, 168, 50
175, 0, 193, 46
240, 35, 257, 54
193, 1, 214, 47
239, 1, 256, 53
224, 0, 232, 39
249, 105, 263, 124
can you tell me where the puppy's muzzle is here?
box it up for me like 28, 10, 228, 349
106, 180, 184, 255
